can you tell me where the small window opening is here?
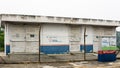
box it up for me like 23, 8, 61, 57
30, 34, 35, 38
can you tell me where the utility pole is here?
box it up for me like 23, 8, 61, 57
39, 25, 41, 62
84, 25, 86, 61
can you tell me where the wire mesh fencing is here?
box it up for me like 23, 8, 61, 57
1, 35, 120, 63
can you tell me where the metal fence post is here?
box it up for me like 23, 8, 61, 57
84, 25, 86, 61
39, 25, 41, 62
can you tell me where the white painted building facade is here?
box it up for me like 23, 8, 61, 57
0, 14, 119, 55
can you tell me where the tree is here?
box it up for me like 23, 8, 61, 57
0, 28, 4, 51
117, 32, 120, 46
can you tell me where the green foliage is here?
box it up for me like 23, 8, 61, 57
117, 32, 120, 49
0, 28, 4, 51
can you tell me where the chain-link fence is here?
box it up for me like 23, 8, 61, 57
1, 35, 120, 63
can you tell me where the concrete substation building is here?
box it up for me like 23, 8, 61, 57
0, 14, 120, 55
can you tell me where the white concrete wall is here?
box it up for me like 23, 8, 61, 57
5, 22, 116, 53
80, 26, 94, 45
7, 23, 69, 53
4, 23, 10, 54
41, 24, 69, 45
1, 14, 120, 27
93, 26, 116, 52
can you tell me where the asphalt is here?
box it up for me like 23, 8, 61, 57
1, 60, 120, 68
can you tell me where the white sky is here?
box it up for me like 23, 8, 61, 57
0, 0, 120, 31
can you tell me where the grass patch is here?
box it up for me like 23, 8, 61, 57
102, 46, 118, 50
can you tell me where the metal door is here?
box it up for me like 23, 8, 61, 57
69, 26, 81, 52
10, 24, 26, 53
10, 24, 39, 53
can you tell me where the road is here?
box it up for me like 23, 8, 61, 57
1, 60, 120, 68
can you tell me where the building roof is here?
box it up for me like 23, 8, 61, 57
0, 14, 120, 26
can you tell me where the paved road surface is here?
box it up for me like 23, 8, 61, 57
1, 60, 120, 68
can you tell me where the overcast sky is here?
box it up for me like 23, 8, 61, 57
0, 0, 120, 31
